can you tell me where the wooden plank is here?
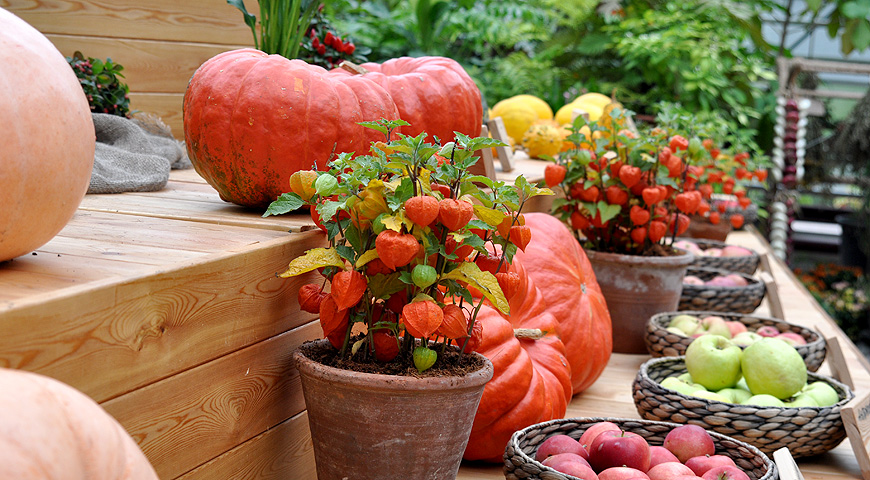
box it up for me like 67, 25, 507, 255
176, 412, 316, 480
55, 210, 291, 251
2, 0, 258, 45
45, 34, 240, 94
79, 192, 316, 233
102, 322, 320, 480
0, 231, 325, 403
129, 92, 185, 140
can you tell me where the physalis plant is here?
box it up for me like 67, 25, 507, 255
265, 119, 551, 372
546, 108, 763, 255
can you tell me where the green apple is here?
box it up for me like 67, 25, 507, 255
691, 389, 730, 403
666, 326, 687, 336
732, 331, 762, 348
661, 376, 707, 396
784, 393, 819, 407
716, 387, 752, 404
699, 316, 732, 339
741, 338, 807, 399
736, 377, 749, 391
801, 381, 841, 407
669, 314, 701, 336
677, 372, 694, 383
742, 394, 786, 407
685, 334, 743, 390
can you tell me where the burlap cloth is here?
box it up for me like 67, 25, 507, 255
89, 113, 191, 194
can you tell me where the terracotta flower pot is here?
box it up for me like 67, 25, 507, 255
684, 215, 732, 241
586, 249, 694, 354
293, 339, 493, 480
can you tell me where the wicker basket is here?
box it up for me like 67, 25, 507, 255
680, 267, 766, 313
645, 311, 827, 372
676, 238, 761, 275
504, 416, 777, 480
633, 356, 854, 458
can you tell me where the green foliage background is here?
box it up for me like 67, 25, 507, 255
324, 0, 869, 154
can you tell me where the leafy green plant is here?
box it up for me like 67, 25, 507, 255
265, 118, 550, 371
66, 51, 130, 117
228, 0, 319, 58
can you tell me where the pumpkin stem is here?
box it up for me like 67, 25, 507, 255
339, 61, 368, 75
513, 328, 546, 340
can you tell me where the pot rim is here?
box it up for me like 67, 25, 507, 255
293, 339, 494, 391
586, 247, 695, 267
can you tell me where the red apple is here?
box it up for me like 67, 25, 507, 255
725, 321, 747, 337
589, 430, 651, 472
685, 455, 736, 476
776, 332, 807, 346
663, 425, 715, 463
673, 477, 704, 480
649, 445, 680, 468
580, 421, 622, 449
598, 466, 650, 480
647, 462, 695, 480
755, 326, 780, 337
542, 453, 597, 478
536, 434, 589, 462
701, 465, 750, 480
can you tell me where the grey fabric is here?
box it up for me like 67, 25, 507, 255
89, 113, 191, 194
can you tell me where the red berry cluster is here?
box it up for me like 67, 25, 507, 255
303, 27, 358, 69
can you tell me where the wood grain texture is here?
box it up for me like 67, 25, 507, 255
102, 322, 320, 479
129, 92, 185, 138
0, 223, 325, 403
79, 182, 317, 233
176, 412, 316, 479
2, 0, 258, 45
46, 34, 239, 93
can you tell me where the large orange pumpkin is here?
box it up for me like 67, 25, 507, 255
514, 213, 613, 394
515, 212, 613, 394
332, 56, 483, 143
0, 368, 158, 479
463, 260, 573, 462
182, 49, 401, 208
0, 8, 94, 262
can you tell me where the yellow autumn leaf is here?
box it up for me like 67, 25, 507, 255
441, 262, 510, 314
354, 248, 380, 268
278, 248, 345, 278
473, 205, 508, 227
381, 214, 404, 233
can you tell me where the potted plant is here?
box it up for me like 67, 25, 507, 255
544, 107, 762, 353
265, 118, 549, 479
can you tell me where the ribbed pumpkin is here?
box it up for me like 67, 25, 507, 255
0, 368, 158, 479
183, 48, 401, 208
515, 213, 612, 394
0, 8, 95, 262
464, 260, 573, 462
331, 56, 483, 143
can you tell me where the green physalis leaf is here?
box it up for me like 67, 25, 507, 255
263, 193, 304, 217
441, 262, 509, 314
596, 201, 623, 224
278, 248, 344, 277
368, 273, 405, 299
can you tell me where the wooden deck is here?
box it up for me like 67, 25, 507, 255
1, 164, 868, 479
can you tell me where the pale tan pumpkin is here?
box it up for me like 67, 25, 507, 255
0, 368, 158, 480
0, 8, 95, 262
